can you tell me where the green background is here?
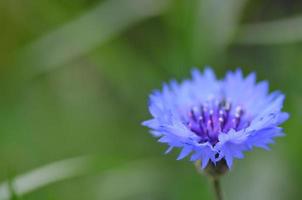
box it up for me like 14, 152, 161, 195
0, 0, 301, 199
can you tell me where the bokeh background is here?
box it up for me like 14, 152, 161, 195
0, 0, 301, 199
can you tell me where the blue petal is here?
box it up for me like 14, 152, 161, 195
215, 130, 249, 168
246, 127, 284, 150
177, 145, 193, 160
190, 142, 217, 169
165, 146, 174, 154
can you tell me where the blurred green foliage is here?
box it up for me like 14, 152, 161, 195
0, 0, 301, 199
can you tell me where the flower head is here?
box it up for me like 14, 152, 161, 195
142, 67, 289, 169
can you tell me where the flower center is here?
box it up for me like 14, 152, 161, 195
187, 100, 249, 145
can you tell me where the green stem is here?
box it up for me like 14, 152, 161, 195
212, 178, 223, 200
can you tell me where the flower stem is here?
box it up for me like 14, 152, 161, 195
212, 178, 223, 200
195, 160, 226, 200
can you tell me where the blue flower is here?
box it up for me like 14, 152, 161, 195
142, 68, 289, 169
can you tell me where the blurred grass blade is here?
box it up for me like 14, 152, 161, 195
199, 0, 249, 49
0, 156, 94, 200
0, 183, 9, 200
16, 0, 170, 77
0, 157, 164, 200
161, 0, 248, 74
236, 16, 302, 45
96, 159, 167, 199
191, 0, 248, 61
